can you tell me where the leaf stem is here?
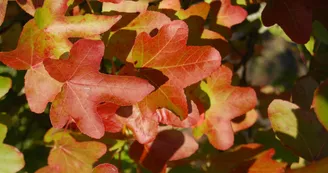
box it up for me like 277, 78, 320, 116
86, 0, 94, 14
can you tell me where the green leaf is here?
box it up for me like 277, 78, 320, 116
0, 123, 25, 173
314, 79, 328, 131
0, 76, 11, 98
34, 8, 53, 29
313, 20, 328, 44
268, 100, 328, 161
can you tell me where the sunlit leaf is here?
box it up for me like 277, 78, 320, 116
37, 129, 107, 173
44, 39, 154, 139
0, 0, 122, 114
0, 76, 11, 98
198, 65, 257, 150
268, 99, 328, 161
0, 123, 25, 173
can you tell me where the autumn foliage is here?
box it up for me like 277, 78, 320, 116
0, 0, 328, 172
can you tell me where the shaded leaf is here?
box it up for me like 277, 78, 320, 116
254, 129, 299, 163
159, 0, 210, 20
292, 76, 319, 110
44, 39, 154, 139
129, 130, 198, 173
105, 11, 171, 61
268, 99, 328, 161
247, 149, 287, 173
0, 123, 25, 173
156, 100, 201, 128
97, 103, 122, 133
313, 20, 328, 44
208, 143, 265, 172
262, 0, 312, 43
200, 28, 229, 57
16, 0, 44, 16
287, 157, 328, 173
232, 109, 258, 133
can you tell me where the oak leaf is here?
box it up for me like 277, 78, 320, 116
36, 129, 107, 173
125, 20, 221, 143
197, 65, 257, 150
0, 123, 25, 173
159, 0, 210, 20
16, 0, 44, 16
105, 11, 171, 61
262, 0, 312, 44
44, 39, 154, 139
0, 0, 121, 114
268, 99, 328, 161
208, 0, 247, 28
93, 163, 119, 173
248, 149, 287, 173
129, 130, 198, 173
0, 0, 7, 26
102, 0, 148, 13
0, 76, 11, 98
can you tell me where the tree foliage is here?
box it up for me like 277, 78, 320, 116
0, 0, 328, 172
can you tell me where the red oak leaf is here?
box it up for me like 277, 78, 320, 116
208, 0, 248, 28
0, 0, 121, 113
156, 100, 202, 128
248, 149, 287, 173
125, 20, 221, 143
262, 0, 312, 44
97, 103, 122, 133
116, 99, 201, 144
0, 0, 7, 26
129, 130, 198, 173
232, 109, 259, 133
158, 0, 180, 11
218, 0, 247, 28
209, 143, 265, 172
105, 11, 171, 61
36, 129, 107, 173
128, 20, 221, 119
122, 11, 171, 34
93, 163, 118, 173
209, 144, 286, 172
198, 65, 257, 150
44, 39, 154, 139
